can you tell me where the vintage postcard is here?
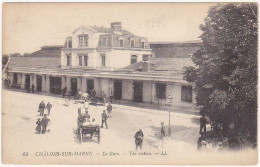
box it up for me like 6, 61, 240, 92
1, 2, 258, 165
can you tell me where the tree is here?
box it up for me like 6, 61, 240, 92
2, 54, 9, 69
184, 3, 257, 143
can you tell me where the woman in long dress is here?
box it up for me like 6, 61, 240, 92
35, 118, 42, 134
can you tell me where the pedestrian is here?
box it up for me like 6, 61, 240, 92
134, 129, 144, 151
74, 89, 79, 104
46, 102, 52, 116
101, 91, 106, 104
82, 99, 89, 111
35, 118, 42, 134
41, 114, 49, 133
107, 102, 112, 118
39, 101, 45, 116
31, 84, 35, 93
161, 122, 166, 139
64, 97, 69, 106
77, 109, 85, 128
84, 109, 90, 120
91, 89, 96, 98
200, 115, 207, 136
101, 110, 108, 129
62, 87, 67, 98
78, 89, 82, 100
157, 122, 166, 149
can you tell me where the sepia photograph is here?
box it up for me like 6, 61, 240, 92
1, 2, 258, 165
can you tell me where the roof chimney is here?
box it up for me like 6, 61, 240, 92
111, 22, 122, 31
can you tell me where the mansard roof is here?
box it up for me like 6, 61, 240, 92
72, 25, 135, 36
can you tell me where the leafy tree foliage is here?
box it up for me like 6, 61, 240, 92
2, 54, 9, 69
184, 3, 257, 143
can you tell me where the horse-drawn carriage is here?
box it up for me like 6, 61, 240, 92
77, 125, 100, 144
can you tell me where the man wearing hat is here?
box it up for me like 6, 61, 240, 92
46, 102, 52, 116
134, 129, 144, 151
39, 101, 45, 116
101, 110, 108, 129
41, 114, 49, 133
84, 109, 90, 120
107, 102, 112, 118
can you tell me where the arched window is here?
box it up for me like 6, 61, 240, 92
118, 37, 124, 47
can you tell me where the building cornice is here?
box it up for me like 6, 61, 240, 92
8, 67, 189, 84
62, 47, 152, 52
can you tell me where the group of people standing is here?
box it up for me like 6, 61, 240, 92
77, 100, 113, 130
35, 101, 52, 134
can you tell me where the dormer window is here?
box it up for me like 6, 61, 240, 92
141, 42, 145, 48
140, 40, 145, 48
130, 39, 135, 48
118, 37, 124, 47
67, 39, 72, 48
78, 34, 88, 47
101, 38, 108, 47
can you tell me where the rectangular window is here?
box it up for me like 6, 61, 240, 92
141, 42, 145, 48
79, 35, 88, 47
79, 36, 83, 47
101, 38, 107, 47
142, 55, 149, 61
78, 55, 82, 66
66, 54, 71, 66
119, 39, 124, 47
84, 55, 88, 66
131, 55, 137, 64
84, 35, 88, 47
101, 54, 106, 67
181, 86, 192, 103
67, 39, 72, 48
156, 83, 166, 99
130, 40, 135, 48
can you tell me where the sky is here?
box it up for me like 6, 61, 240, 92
2, 3, 216, 55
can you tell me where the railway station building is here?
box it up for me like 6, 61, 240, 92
7, 22, 202, 108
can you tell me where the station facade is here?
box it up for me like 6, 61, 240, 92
7, 22, 201, 107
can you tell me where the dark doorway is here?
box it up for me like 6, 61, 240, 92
37, 75, 42, 92
50, 76, 62, 94
71, 78, 78, 96
133, 81, 143, 102
87, 79, 94, 94
25, 74, 30, 91
114, 80, 122, 100
13, 73, 17, 84
181, 86, 192, 103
